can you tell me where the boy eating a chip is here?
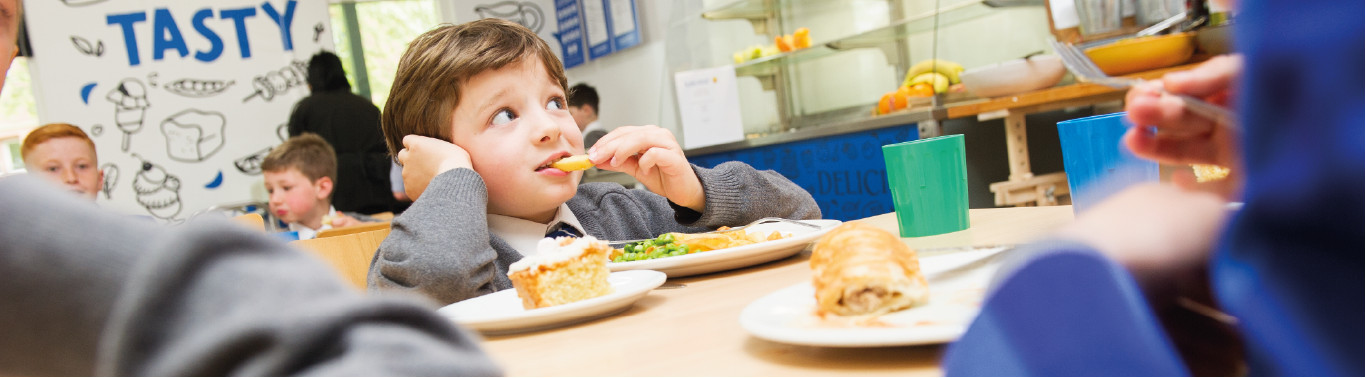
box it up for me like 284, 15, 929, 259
370, 19, 820, 305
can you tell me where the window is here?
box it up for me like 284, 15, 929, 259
328, 0, 440, 107
0, 57, 38, 175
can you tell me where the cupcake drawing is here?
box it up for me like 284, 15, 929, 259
133, 160, 182, 220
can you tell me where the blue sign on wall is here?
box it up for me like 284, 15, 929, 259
689, 125, 920, 221
554, 0, 586, 69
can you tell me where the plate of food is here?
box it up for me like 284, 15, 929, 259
739, 222, 1011, 347
606, 219, 842, 277
439, 237, 666, 335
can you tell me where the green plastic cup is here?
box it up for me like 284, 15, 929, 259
881, 134, 970, 237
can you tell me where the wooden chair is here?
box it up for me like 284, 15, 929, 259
231, 213, 265, 232
315, 221, 391, 239
368, 211, 395, 221
289, 228, 390, 290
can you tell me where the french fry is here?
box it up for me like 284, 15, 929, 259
551, 155, 594, 171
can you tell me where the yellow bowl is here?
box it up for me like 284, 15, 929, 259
1084, 32, 1195, 75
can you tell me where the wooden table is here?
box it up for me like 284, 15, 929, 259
942, 63, 1201, 207
478, 206, 1075, 376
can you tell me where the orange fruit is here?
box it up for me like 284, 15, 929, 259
877, 92, 893, 114
907, 83, 935, 97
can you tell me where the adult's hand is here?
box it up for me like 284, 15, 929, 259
1124, 55, 1244, 198
395, 135, 471, 200
1055, 183, 1230, 296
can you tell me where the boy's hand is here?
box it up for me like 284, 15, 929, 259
396, 135, 471, 200
589, 125, 705, 211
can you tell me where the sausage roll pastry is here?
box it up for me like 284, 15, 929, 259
810, 222, 929, 316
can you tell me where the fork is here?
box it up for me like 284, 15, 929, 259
603, 217, 822, 246
1050, 40, 1238, 129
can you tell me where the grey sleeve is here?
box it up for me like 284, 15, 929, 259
367, 169, 512, 305
0, 176, 501, 376
690, 161, 822, 227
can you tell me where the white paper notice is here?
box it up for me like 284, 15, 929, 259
582, 0, 610, 46
674, 66, 745, 150
609, 0, 636, 35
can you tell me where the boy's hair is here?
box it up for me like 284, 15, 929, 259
568, 83, 599, 112
307, 51, 351, 92
382, 18, 568, 156
261, 133, 337, 184
21, 123, 96, 162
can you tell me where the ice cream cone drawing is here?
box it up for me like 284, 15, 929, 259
133, 159, 182, 220
107, 78, 150, 152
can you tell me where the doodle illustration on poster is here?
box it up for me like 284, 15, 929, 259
100, 163, 119, 200
204, 170, 225, 189
70, 36, 104, 57
313, 23, 326, 42
60, 0, 109, 7
80, 82, 97, 104
275, 123, 288, 141
234, 147, 273, 175
242, 60, 308, 103
106, 78, 150, 152
163, 77, 235, 98
91, 124, 104, 137
476, 1, 545, 32
161, 108, 227, 162
133, 159, 183, 220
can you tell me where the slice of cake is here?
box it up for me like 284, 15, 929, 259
508, 236, 614, 310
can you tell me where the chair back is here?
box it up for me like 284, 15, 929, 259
315, 221, 391, 239
231, 213, 265, 232
289, 228, 390, 290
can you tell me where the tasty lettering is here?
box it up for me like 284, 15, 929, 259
106, 0, 298, 66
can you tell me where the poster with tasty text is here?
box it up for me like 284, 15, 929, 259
26, 0, 334, 222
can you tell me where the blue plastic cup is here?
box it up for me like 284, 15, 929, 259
1057, 112, 1160, 213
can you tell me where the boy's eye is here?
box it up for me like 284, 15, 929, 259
491, 109, 516, 125
547, 97, 564, 110
46, 166, 58, 172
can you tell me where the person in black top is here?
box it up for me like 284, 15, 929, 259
288, 51, 395, 215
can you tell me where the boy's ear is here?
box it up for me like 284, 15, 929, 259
315, 176, 334, 199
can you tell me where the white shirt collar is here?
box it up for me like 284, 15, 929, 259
583, 120, 604, 133
288, 205, 337, 240
488, 203, 584, 256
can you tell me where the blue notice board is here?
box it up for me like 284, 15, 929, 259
688, 125, 920, 221
554, 0, 586, 69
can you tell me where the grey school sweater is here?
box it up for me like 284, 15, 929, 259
0, 175, 501, 376
368, 162, 821, 305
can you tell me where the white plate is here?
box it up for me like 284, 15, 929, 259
607, 219, 842, 277
740, 247, 1010, 347
438, 270, 666, 335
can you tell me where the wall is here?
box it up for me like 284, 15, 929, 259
436, 0, 679, 136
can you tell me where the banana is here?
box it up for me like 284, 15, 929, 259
903, 59, 965, 86
907, 72, 950, 93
